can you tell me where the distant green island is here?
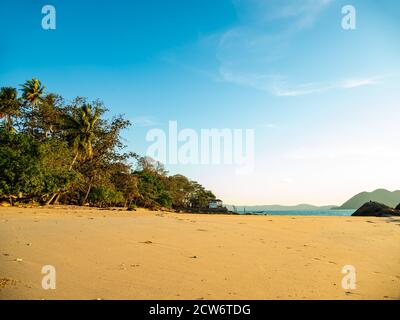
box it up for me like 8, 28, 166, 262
229, 189, 400, 212
336, 189, 400, 209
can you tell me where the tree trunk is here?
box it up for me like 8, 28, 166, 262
5, 115, 12, 132
45, 153, 78, 206
69, 153, 79, 171
45, 193, 57, 205
81, 177, 94, 205
53, 193, 61, 204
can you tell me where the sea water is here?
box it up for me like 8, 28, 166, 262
238, 210, 355, 216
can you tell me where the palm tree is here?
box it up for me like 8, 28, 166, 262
62, 104, 101, 169
20, 79, 45, 135
0, 87, 21, 132
21, 78, 45, 108
46, 104, 101, 205
38, 93, 62, 138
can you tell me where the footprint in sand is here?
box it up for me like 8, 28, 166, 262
0, 278, 18, 289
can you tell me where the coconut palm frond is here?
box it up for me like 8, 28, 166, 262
61, 104, 100, 164
20, 78, 45, 108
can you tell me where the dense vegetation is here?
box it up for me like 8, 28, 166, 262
0, 79, 217, 209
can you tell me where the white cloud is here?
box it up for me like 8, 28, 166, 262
218, 67, 382, 96
273, 77, 383, 97
213, 0, 383, 97
130, 116, 159, 127
340, 77, 382, 89
272, 82, 331, 97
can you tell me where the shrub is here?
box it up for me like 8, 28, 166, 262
0, 129, 75, 201
88, 186, 124, 207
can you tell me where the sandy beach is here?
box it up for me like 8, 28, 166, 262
0, 206, 399, 300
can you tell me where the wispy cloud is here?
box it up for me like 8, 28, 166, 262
130, 116, 159, 127
218, 64, 383, 97
213, 0, 383, 97
340, 77, 382, 89
272, 81, 330, 97
273, 76, 383, 97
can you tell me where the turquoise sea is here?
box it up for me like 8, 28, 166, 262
237, 210, 355, 216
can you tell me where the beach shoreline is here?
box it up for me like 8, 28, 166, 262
0, 206, 399, 300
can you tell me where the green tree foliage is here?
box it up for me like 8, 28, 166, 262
88, 186, 124, 208
0, 87, 21, 132
136, 169, 171, 208
110, 163, 139, 208
0, 129, 75, 202
133, 157, 216, 209
21, 78, 45, 108
33, 93, 64, 140
167, 174, 193, 207
61, 101, 102, 169
0, 79, 220, 209
189, 182, 216, 208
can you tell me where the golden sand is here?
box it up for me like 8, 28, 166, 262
0, 206, 399, 300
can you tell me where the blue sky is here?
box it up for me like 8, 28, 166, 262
1, 0, 400, 205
